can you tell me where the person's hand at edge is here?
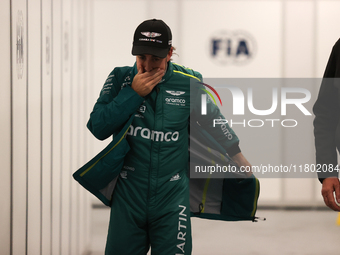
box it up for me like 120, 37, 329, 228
321, 177, 340, 211
231, 152, 253, 178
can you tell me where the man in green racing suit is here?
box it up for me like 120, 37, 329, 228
87, 19, 252, 255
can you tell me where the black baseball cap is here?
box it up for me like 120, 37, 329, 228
132, 19, 172, 58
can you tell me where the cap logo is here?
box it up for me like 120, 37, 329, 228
141, 32, 161, 38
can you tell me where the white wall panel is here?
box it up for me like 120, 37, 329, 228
78, 0, 92, 252
4, 0, 92, 254
181, 0, 282, 78
61, 0, 72, 253
27, 0, 42, 254
52, 0, 62, 254
82, 0, 94, 249
258, 179, 282, 203
86, 0, 94, 165
41, 0, 53, 253
282, 79, 319, 204
11, 0, 27, 254
0, 1, 11, 254
284, 1, 315, 77
283, 179, 314, 204
70, 0, 80, 253
281, 1, 317, 205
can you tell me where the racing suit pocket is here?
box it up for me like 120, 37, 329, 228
84, 138, 131, 190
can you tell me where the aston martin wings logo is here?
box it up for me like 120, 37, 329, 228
141, 32, 161, 38
166, 90, 185, 96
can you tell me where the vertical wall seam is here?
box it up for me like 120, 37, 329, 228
9, 0, 14, 254
280, 0, 286, 203
146, 0, 151, 18
39, 0, 43, 254
312, 0, 318, 204
25, 0, 29, 254
69, 0, 73, 253
281, 0, 286, 78
88, 1, 94, 248
76, 1, 80, 254
313, 0, 317, 78
79, 0, 86, 254
60, 1, 64, 254
177, 0, 182, 64
50, 0, 54, 253
89, 0, 94, 159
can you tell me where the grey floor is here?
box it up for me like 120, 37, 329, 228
90, 208, 340, 255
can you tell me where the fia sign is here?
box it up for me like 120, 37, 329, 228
209, 30, 256, 65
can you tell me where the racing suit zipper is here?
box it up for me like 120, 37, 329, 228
148, 86, 162, 206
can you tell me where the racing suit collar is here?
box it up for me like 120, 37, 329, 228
159, 61, 173, 84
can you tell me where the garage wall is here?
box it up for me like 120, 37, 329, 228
1, 0, 92, 254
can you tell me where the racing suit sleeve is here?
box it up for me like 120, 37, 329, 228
87, 68, 144, 140
191, 77, 241, 157
313, 38, 340, 182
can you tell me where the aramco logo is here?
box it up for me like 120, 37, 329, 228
200, 82, 222, 115
209, 30, 256, 65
